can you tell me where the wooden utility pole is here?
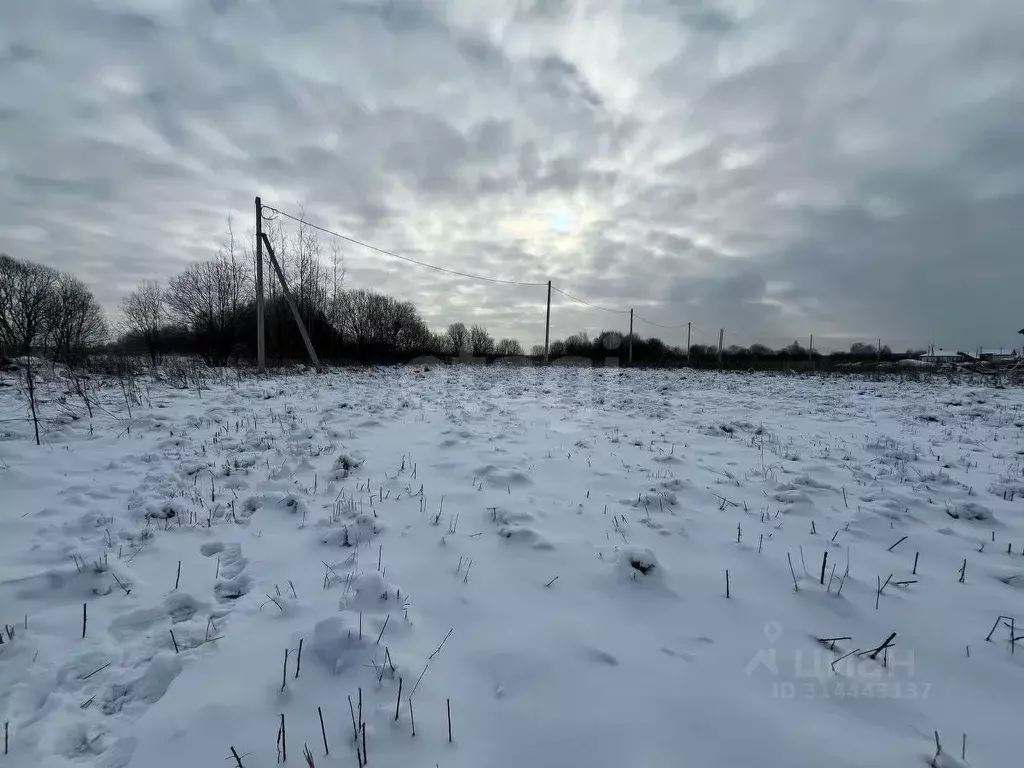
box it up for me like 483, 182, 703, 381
255, 197, 266, 373
809, 334, 814, 363
544, 281, 551, 363
718, 328, 724, 367
686, 321, 691, 366
628, 309, 634, 366
877, 338, 881, 361
260, 233, 321, 371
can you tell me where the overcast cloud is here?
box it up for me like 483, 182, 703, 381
2, 0, 1022, 352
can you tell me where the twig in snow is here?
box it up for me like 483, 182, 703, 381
376, 615, 390, 645
318, 706, 328, 756
830, 647, 861, 672
395, 677, 403, 721
428, 628, 454, 660
545, 576, 559, 587
295, 638, 303, 679
447, 698, 453, 743
170, 630, 179, 653
959, 558, 967, 584
79, 661, 111, 680
410, 663, 429, 699
281, 649, 289, 692
111, 572, 131, 595
787, 552, 799, 592
984, 614, 1012, 642
816, 636, 852, 650
262, 594, 285, 612
930, 731, 942, 768
799, 546, 810, 576
302, 743, 315, 767
277, 714, 287, 764
887, 535, 908, 552
228, 746, 246, 767
862, 631, 897, 660
875, 574, 893, 609
348, 695, 358, 743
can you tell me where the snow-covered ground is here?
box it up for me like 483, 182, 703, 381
1, 365, 1022, 768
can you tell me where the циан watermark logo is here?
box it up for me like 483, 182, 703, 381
745, 622, 930, 701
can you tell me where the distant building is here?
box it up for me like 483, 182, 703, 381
920, 349, 966, 364
978, 348, 1018, 363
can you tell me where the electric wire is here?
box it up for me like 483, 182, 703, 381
261, 204, 548, 287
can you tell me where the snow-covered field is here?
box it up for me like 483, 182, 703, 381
1, 365, 1022, 768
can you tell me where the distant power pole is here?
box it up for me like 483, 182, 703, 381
628, 309, 634, 366
686, 321, 692, 366
255, 196, 266, 373
544, 281, 551, 363
718, 328, 724, 367
809, 334, 814, 362
877, 338, 881, 361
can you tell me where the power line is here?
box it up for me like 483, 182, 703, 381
262, 204, 548, 287
550, 286, 630, 314
261, 204, 863, 348
633, 313, 690, 330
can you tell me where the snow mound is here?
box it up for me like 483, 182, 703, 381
946, 501, 995, 521
615, 545, 663, 583
497, 524, 554, 550
317, 513, 382, 547
311, 615, 368, 675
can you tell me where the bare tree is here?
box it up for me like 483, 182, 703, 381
470, 324, 495, 357
335, 289, 430, 359
292, 214, 329, 329
120, 280, 163, 365
0, 254, 59, 357
446, 322, 470, 356
48, 273, 107, 363
563, 331, 590, 356
330, 242, 345, 339
495, 338, 523, 356
165, 236, 252, 366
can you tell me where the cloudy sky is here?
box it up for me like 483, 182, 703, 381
2, 0, 1023, 353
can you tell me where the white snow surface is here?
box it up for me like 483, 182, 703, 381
1, 366, 1022, 768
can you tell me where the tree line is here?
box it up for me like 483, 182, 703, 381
0, 254, 107, 364
3, 220, 927, 370
113, 218, 525, 366
534, 331, 921, 370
